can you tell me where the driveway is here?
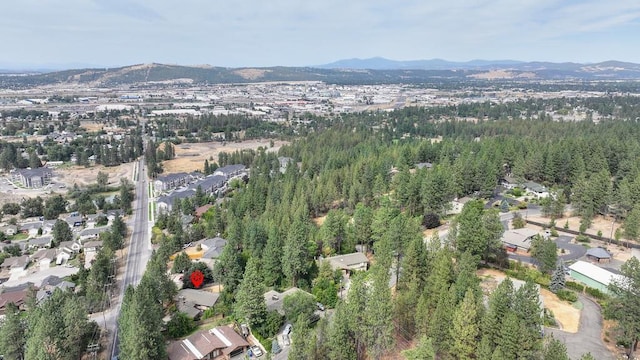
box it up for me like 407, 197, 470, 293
546, 295, 614, 360
556, 235, 587, 262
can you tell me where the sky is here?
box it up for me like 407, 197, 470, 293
2, 0, 640, 69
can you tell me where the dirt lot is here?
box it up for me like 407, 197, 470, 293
162, 139, 289, 173
55, 163, 135, 187
477, 268, 581, 332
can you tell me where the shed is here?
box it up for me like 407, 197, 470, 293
586, 248, 612, 263
568, 261, 622, 294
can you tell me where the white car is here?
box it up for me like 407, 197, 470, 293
251, 345, 263, 357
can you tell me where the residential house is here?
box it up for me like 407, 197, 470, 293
167, 326, 249, 360
195, 204, 213, 219
213, 164, 246, 181
66, 214, 84, 228
13, 168, 53, 188
83, 240, 103, 252
79, 226, 109, 242
449, 196, 473, 215
32, 248, 57, 270
264, 287, 306, 315
40, 275, 75, 292
501, 228, 539, 252
85, 214, 104, 228
106, 210, 123, 222
19, 221, 43, 237
569, 261, 623, 294
524, 181, 549, 198
59, 240, 81, 255
501, 175, 521, 190
175, 289, 220, 320
198, 237, 227, 268
323, 252, 370, 276
26, 236, 52, 250
0, 225, 17, 236
0, 255, 29, 277
0, 288, 29, 315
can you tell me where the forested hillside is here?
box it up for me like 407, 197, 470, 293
120, 104, 640, 359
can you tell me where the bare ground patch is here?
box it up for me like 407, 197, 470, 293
477, 268, 581, 332
162, 139, 289, 173
55, 163, 135, 187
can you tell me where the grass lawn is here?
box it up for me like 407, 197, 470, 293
9, 233, 29, 241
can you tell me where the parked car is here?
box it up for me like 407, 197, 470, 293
316, 302, 325, 311
283, 323, 292, 335
251, 345, 263, 357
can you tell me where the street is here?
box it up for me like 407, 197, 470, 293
108, 158, 153, 359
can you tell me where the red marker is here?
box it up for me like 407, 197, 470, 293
190, 270, 204, 288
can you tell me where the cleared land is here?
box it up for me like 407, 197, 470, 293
477, 268, 580, 332
55, 162, 135, 187
162, 139, 289, 173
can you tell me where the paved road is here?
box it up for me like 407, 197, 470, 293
547, 295, 615, 360
110, 158, 153, 359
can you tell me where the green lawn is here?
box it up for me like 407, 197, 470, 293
9, 233, 29, 241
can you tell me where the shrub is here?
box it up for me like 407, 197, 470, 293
252, 331, 272, 352
423, 213, 441, 229
565, 281, 585, 292
550, 228, 559, 237
518, 202, 528, 209
564, 220, 569, 230
585, 287, 607, 300
576, 235, 590, 243
556, 289, 578, 303
166, 312, 196, 339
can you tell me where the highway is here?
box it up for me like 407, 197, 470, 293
109, 158, 153, 359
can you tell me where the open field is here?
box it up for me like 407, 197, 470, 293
478, 268, 580, 332
55, 162, 135, 187
162, 139, 289, 173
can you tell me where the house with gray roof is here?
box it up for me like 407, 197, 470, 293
501, 228, 539, 252
27, 236, 52, 250
79, 226, 109, 241
323, 252, 370, 275
175, 289, 220, 320
524, 181, 549, 198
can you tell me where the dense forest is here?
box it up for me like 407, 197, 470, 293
113, 100, 640, 360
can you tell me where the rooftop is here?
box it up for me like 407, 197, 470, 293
569, 260, 623, 286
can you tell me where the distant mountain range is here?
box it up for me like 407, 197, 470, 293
316, 57, 526, 70
317, 57, 640, 73
3, 58, 640, 88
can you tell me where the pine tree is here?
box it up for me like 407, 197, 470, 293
451, 289, 480, 360
496, 312, 520, 360
0, 303, 25, 360
234, 258, 268, 328
283, 217, 309, 287
542, 336, 570, 360
328, 300, 357, 360
365, 266, 395, 359
550, 261, 566, 293
402, 336, 435, 360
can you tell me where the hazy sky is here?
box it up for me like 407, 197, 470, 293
2, 0, 640, 68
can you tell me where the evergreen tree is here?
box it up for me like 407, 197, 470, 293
52, 219, 72, 247
172, 251, 191, 273
606, 256, 640, 358
235, 258, 268, 328
328, 300, 357, 360
451, 289, 480, 360
550, 261, 566, 293
402, 336, 435, 360
541, 336, 570, 360
0, 303, 25, 360
283, 217, 309, 287
365, 266, 395, 359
